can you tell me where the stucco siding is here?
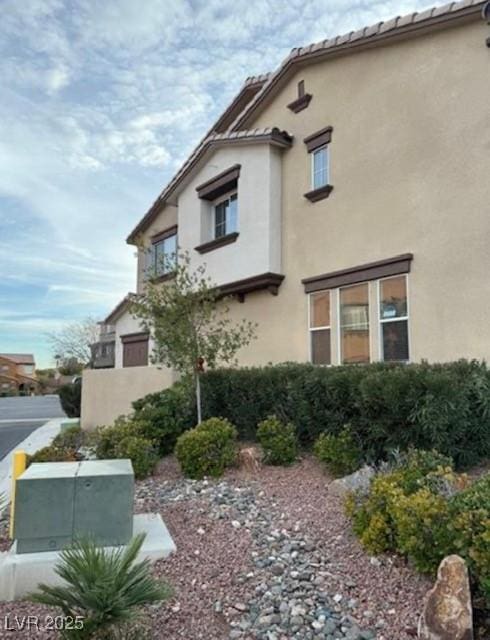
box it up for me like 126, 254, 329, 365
81, 366, 176, 430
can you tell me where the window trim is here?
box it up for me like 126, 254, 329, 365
377, 274, 411, 363
338, 282, 371, 365
303, 127, 333, 203
308, 291, 332, 365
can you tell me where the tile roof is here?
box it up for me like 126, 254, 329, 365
127, 128, 292, 243
104, 293, 137, 324
232, 0, 485, 129
127, 0, 485, 243
0, 353, 35, 365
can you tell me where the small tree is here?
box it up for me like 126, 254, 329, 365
131, 252, 256, 423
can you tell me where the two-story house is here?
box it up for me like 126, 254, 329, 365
0, 353, 38, 396
83, 0, 490, 428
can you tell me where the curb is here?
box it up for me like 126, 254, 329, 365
0, 418, 64, 504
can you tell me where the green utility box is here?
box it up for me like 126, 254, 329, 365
14, 460, 134, 554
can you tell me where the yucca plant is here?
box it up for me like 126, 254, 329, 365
29, 533, 170, 639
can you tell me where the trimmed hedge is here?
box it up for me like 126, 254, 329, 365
133, 360, 490, 469
199, 361, 490, 468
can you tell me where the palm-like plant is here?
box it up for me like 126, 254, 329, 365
30, 534, 170, 639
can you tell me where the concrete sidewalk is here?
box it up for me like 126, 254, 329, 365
0, 418, 64, 504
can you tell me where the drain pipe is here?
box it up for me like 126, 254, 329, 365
482, 1, 490, 47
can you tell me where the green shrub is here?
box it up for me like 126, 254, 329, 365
257, 416, 297, 465
347, 449, 490, 598
115, 436, 159, 480
448, 475, 490, 593
91, 417, 143, 459
29, 534, 170, 639
196, 360, 490, 468
52, 426, 85, 452
175, 417, 237, 479
58, 382, 81, 418
131, 382, 196, 456
90, 417, 158, 479
314, 426, 362, 476
27, 445, 78, 466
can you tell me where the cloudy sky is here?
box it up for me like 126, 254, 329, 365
0, 0, 437, 368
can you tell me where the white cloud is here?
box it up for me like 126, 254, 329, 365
0, 0, 440, 365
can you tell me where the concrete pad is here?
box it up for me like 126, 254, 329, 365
0, 513, 176, 601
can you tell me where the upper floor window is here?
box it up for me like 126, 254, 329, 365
340, 283, 370, 364
309, 291, 331, 365
150, 227, 177, 278
379, 275, 409, 362
214, 193, 238, 239
303, 126, 333, 202
312, 146, 329, 190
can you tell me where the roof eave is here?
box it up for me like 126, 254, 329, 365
232, 1, 485, 130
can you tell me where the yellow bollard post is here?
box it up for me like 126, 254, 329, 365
9, 451, 26, 539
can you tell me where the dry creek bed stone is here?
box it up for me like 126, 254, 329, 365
137, 477, 378, 640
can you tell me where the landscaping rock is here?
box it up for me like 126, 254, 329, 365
329, 465, 375, 497
418, 555, 473, 640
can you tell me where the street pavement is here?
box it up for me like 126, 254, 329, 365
0, 396, 66, 459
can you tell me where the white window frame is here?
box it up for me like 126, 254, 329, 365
377, 274, 411, 363
311, 145, 329, 190
308, 291, 332, 365
337, 282, 371, 365
152, 231, 178, 277
213, 191, 238, 239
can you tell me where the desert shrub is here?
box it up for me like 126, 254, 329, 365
391, 488, 451, 572
447, 475, 490, 592
29, 534, 170, 639
52, 425, 85, 451
257, 416, 297, 465
114, 436, 159, 480
131, 382, 196, 456
347, 449, 490, 596
91, 417, 144, 459
90, 417, 158, 479
314, 426, 362, 476
58, 382, 82, 418
175, 417, 237, 479
27, 445, 78, 466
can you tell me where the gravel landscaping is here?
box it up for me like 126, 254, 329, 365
138, 455, 430, 639
0, 455, 431, 639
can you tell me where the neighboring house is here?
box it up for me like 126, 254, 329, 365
83, 1, 490, 427
0, 354, 38, 396
90, 322, 116, 369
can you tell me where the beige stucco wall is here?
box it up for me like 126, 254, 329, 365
81, 366, 176, 430
221, 20, 490, 365
126, 19, 490, 369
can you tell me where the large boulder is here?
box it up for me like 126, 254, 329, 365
418, 554, 473, 640
328, 465, 375, 497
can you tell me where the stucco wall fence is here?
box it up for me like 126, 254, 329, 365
81, 366, 176, 430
